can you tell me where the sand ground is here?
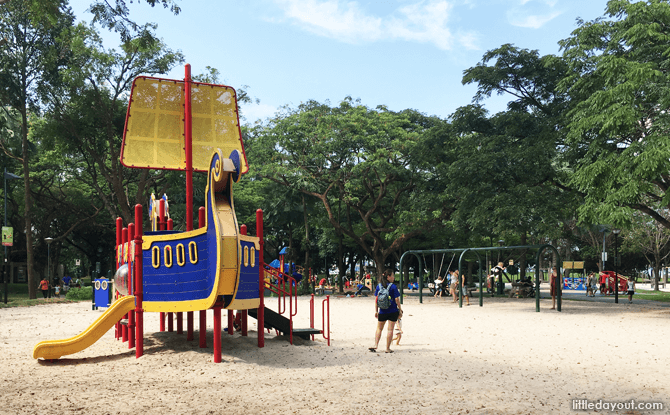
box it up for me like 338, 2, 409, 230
1, 294, 668, 415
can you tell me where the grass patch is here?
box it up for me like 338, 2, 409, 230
633, 289, 670, 303
0, 283, 84, 308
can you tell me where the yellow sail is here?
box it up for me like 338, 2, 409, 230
120, 77, 248, 173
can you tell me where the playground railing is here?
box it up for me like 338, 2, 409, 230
309, 294, 330, 345
264, 266, 298, 344
321, 295, 330, 346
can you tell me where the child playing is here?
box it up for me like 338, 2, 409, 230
392, 318, 403, 345
433, 275, 444, 298
627, 276, 635, 304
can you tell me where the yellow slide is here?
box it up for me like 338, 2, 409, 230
33, 295, 136, 360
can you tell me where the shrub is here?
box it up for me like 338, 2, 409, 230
66, 286, 93, 301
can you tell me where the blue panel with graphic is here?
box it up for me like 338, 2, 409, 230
563, 276, 586, 290
94, 278, 111, 308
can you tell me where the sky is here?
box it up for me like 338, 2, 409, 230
67, 0, 610, 124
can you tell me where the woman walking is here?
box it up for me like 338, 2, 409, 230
369, 269, 402, 353
549, 266, 558, 310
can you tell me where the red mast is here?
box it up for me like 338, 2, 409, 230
184, 64, 194, 232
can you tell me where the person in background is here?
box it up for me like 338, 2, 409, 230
62, 274, 72, 295
38, 277, 49, 299
627, 276, 636, 304
433, 274, 445, 298
589, 272, 598, 297
450, 270, 459, 303
459, 270, 471, 306
549, 266, 558, 310
599, 272, 607, 295
490, 262, 509, 296
586, 272, 595, 297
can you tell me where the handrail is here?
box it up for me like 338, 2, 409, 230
265, 266, 299, 317
264, 266, 298, 344
322, 295, 330, 346
309, 294, 315, 340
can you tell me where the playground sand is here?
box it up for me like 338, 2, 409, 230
2, 295, 669, 415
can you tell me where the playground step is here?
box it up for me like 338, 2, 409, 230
248, 307, 321, 341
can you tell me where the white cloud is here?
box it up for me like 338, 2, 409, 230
507, 0, 562, 29
272, 0, 477, 51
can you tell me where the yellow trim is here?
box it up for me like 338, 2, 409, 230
238, 235, 260, 249
188, 241, 198, 264
176, 243, 185, 266
142, 226, 207, 250
164, 245, 173, 268
244, 246, 249, 267
151, 246, 160, 268
250, 247, 255, 267
224, 298, 260, 310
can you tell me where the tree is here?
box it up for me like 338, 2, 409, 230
459, 44, 577, 274
0, 0, 74, 298
40, 24, 184, 224
626, 211, 670, 290
559, 0, 670, 231
250, 98, 452, 277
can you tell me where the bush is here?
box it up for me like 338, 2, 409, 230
66, 286, 93, 301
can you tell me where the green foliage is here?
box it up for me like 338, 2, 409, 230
249, 97, 453, 273
65, 286, 93, 301
559, 0, 670, 230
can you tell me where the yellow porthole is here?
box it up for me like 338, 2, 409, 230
152, 246, 160, 268
164, 245, 173, 267
189, 241, 198, 264
250, 247, 256, 267
244, 246, 249, 267
176, 244, 185, 266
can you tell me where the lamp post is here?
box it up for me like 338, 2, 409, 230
497, 239, 504, 295
45, 237, 53, 298
600, 227, 609, 294
3, 168, 21, 304
612, 229, 620, 304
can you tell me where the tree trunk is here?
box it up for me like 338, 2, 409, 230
653, 251, 661, 291
302, 195, 312, 292
337, 234, 344, 294
519, 232, 527, 279
21, 106, 36, 299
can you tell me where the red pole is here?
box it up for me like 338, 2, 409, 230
115, 218, 122, 340
239, 224, 248, 335
122, 227, 128, 343
128, 222, 136, 349
198, 207, 207, 348
135, 204, 144, 358
184, 64, 194, 232
159, 198, 166, 332
187, 311, 194, 341
257, 209, 264, 348
167, 218, 184, 335
180, 212, 192, 340
213, 306, 221, 363
228, 310, 234, 335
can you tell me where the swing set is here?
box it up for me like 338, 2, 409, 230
398, 244, 563, 312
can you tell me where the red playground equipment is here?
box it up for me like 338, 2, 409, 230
33, 65, 330, 362
599, 271, 628, 295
